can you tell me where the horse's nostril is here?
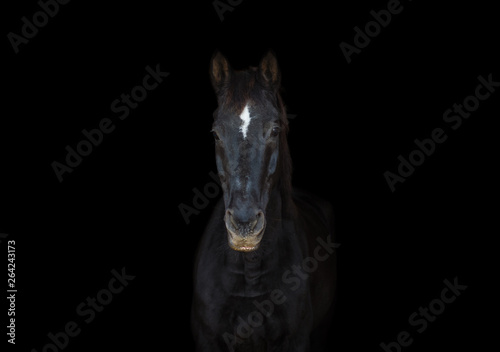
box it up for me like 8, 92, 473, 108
248, 218, 258, 231
225, 209, 238, 230
225, 209, 265, 236
254, 211, 265, 231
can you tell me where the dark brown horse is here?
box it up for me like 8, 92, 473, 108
191, 51, 337, 351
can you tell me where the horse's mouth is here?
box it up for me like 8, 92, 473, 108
231, 244, 260, 252
226, 226, 265, 252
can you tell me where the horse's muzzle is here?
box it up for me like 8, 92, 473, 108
224, 209, 266, 252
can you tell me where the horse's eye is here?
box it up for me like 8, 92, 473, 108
212, 131, 220, 141
271, 126, 280, 137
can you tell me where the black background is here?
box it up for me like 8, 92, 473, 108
1, 0, 498, 351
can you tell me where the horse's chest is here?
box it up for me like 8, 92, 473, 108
218, 289, 308, 348
195, 252, 313, 347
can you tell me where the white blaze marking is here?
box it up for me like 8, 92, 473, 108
239, 104, 252, 139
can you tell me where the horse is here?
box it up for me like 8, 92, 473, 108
191, 50, 337, 351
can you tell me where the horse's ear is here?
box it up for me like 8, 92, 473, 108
210, 51, 231, 93
258, 50, 280, 89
